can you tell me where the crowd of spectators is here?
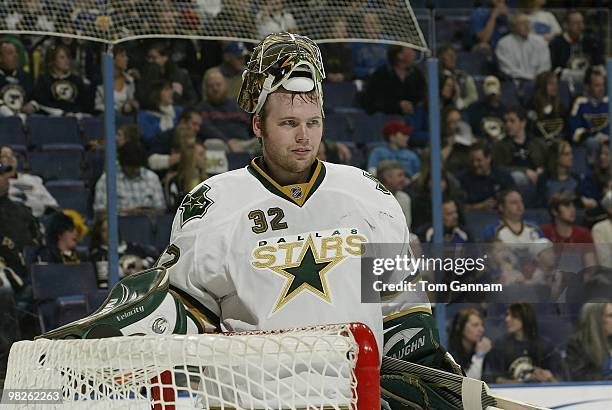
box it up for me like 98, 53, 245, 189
0, 0, 611, 384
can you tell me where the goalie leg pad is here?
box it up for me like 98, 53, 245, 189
38, 267, 198, 339
381, 372, 462, 410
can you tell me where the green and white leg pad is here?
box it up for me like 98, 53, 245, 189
39, 267, 199, 340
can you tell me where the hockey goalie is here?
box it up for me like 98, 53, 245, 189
39, 33, 544, 410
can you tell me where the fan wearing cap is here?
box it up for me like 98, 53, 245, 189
367, 119, 420, 179
466, 75, 507, 141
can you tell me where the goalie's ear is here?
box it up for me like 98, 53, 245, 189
252, 114, 264, 140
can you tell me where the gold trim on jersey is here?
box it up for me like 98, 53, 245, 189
383, 306, 433, 323
247, 157, 326, 207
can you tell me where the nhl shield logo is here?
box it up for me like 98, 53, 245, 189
290, 186, 303, 199
179, 183, 214, 227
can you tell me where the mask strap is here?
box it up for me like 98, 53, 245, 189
253, 74, 275, 114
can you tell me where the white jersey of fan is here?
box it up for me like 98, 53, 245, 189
158, 158, 431, 352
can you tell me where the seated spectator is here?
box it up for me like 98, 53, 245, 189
526, 71, 567, 141
147, 110, 203, 173
350, 12, 389, 80
362, 45, 425, 115
376, 160, 411, 228
196, 69, 251, 151
438, 45, 478, 109
0, 232, 27, 296
316, 140, 352, 165
0, 145, 58, 217
482, 189, 544, 243
467, 75, 507, 141
0, 40, 37, 117
566, 303, 612, 381
0, 163, 42, 251
411, 152, 466, 229
94, 46, 138, 115
582, 142, 610, 203
367, 120, 420, 178
459, 142, 516, 211
439, 73, 464, 111
484, 303, 562, 383
256, 0, 298, 39
493, 106, 547, 188
549, 10, 605, 84
524, 237, 566, 301
536, 140, 595, 208
540, 191, 597, 269
212, 0, 255, 39
469, 0, 511, 53
84, 124, 142, 194
165, 142, 207, 212
495, 13, 551, 81
593, 191, 612, 268
201, 42, 246, 103
89, 214, 157, 288
93, 141, 166, 215
137, 81, 183, 143
489, 240, 525, 285
418, 197, 471, 244
138, 41, 197, 108
441, 107, 476, 175
523, 0, 561, 42
319, 18, 354, 82
449, 308, 492, 380
37, 212, 81, 264
569, 67, 609, 163
33, 44, 92, 116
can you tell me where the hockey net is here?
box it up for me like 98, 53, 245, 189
0, 0, 427, 50
3, 323, 379, 409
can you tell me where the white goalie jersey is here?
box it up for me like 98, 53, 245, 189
157, 158, 430, 351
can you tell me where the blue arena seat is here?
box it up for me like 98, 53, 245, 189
27, 149, 84, 181
464, 210, 499, 241
0, 116, 27, 150
27, 116, 81, 149
154, 213, 174, 253
227, 152, 251, 170
80, 116, 105, 144
347, 112, 386, 144
323, 112, 351, 141
323, 82, 357, 110
31, 263, 97, 332
45, 180, 89, 216
571, 146, 588, 177
118, 214, 154, 247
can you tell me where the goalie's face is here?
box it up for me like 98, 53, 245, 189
253, 91, 323, 183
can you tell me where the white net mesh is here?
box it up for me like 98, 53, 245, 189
3, 324, 378, 409
0, 0, 428, 50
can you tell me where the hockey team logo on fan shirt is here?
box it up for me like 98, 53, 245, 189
250, 228, 367, 312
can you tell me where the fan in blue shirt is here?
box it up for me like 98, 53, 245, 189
367, 119, 421, 178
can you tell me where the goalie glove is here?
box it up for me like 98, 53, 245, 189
38, 267, 204, 340
383, 310, 462, 376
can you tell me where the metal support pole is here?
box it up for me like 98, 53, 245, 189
103, 49, 119, 287
427, 58, 447, 347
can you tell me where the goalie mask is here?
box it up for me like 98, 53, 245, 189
238, 32, 325, 115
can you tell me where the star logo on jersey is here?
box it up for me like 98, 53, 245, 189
363, 171, 391, 195
270, 235, 344, 313
179, 184, 213, 227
